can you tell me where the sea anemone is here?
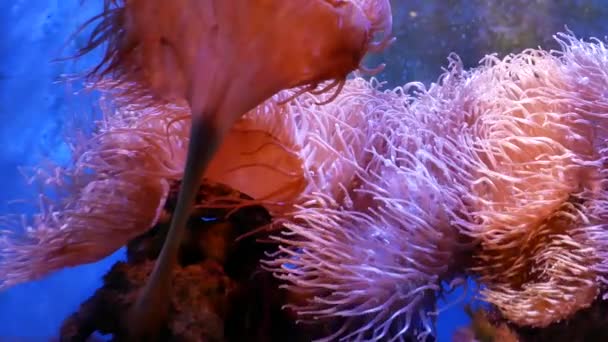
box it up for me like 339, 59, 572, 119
3, 28, 608, 341
0, 0, 393, 289
77, 1, 394, 334
456, 32, 608, 327
0, 77, 388, 290
263, 32, 608, 340
264, 67, 475, 341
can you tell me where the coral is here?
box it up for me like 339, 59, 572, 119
265, 32, 608, 339
456, 32, 608, 327
78, 0, 392, 107
61, 260, 230, 341
4, 31, 608, 341
58, 180, 311, 341
455, 299, 608, 342
0, 98, 185, 289
452, 305, 520, 342
264, 77, 471, 341
75, 2, 394, 334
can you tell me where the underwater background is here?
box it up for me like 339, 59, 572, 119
0, 0, 607, 340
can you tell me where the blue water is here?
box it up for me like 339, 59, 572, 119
0, 1, 606, 341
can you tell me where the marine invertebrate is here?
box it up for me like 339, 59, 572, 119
78, 0, 393, 336
0, 0, 393, 335
3, 22, 608, 342
262, 33, 608, 340
454, 299, 608, 342
61, 259, 232, 341
454, 32, 608, 327
59, 180, 280, 341
265, 71, 474, 341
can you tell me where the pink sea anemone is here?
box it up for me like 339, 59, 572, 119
457, 32, 608, 327
264, 67, 475, 341
0, 75, 387, 289
79, 1, 394, 334
3, 29, 608, 342
0, 0, 394, 289
263, 32, 608, 339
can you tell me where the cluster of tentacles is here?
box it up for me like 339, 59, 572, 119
3, 31, 608, 341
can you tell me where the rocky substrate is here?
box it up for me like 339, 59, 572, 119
58, 180, 321, 342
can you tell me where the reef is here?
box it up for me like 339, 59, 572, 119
454, 299, 608, 342
58, 180, 317, 342
4, 28, 608, 341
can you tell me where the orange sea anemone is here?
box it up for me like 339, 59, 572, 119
263, 32, 608, 339
264, 71, 475, 341
73, 0, 394, 335
3, 28, 608, 341
454, 32, 608, 327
